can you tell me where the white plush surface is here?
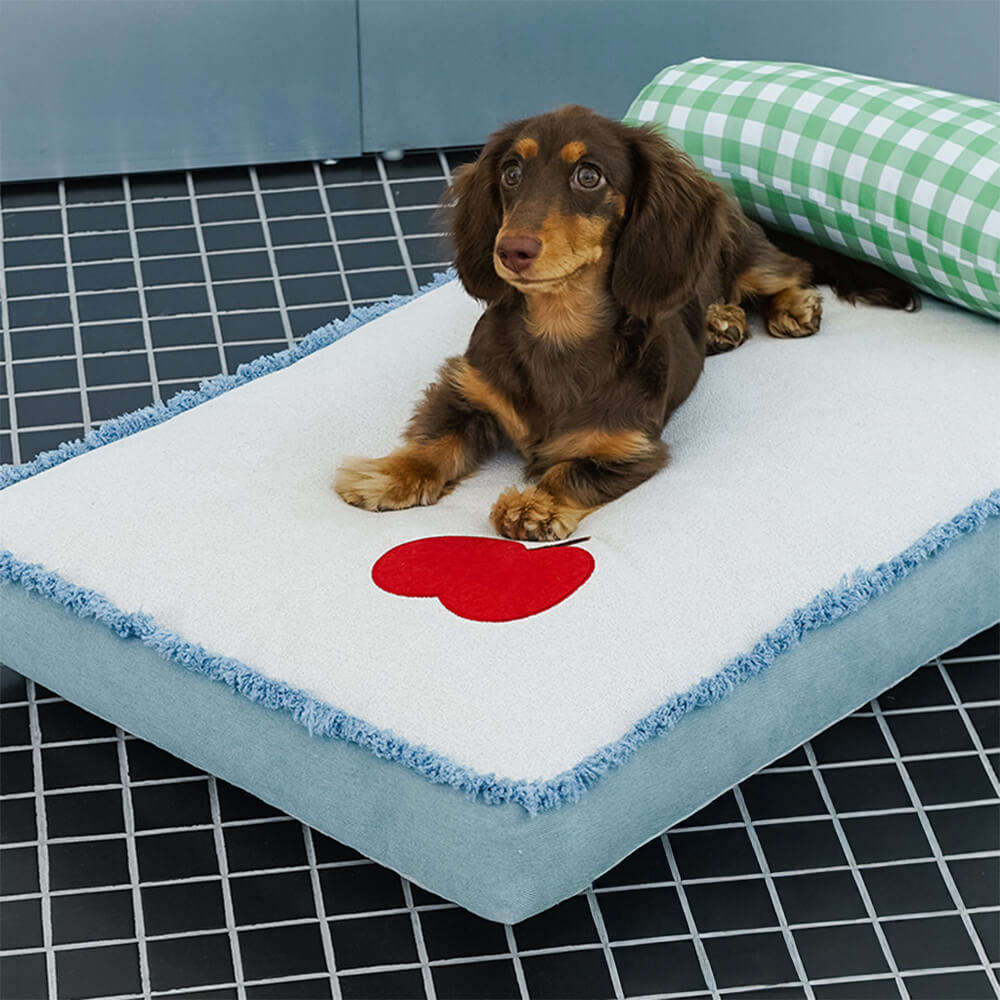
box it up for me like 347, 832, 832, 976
2, 282, 997, 782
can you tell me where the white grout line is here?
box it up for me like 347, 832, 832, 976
15, 961, 995, 1000
869, 698, 1000, 990
3, 766, 208, 786
8, 339, 294, 368
4, 733, 121, 749
4, 907, 999, 959
5, 384, 132, 403
0, 210, 22, 463
436, 150, 454, 186
502, 922, 530, 999
2, 170, 463, 215
114, 725, 152, 998
312, 162, 355, 310
301, 824, 343, 1000
625, 987, 794, 1000
400, 877, 437, 999
731, 785, 816, 998
3, 255, 451, 330
374, 156, 419, 293
120, 176, 162, 405
205, 777, 247, 1000
183, 173, 230, 376
5, 229, 450, 274
660, 833, 721, 998
2, 843, 997, 894
761, 748, 992, 771
55, 181, 93, 434
247, 167, 295, 347
936, 658, 1000, 799
675, 797, 999, 827
25, 679, 58, 999
939, 649, 999, 663
584, 884, 626, 999
7, 198, 449, 230
803, 740, 911, 998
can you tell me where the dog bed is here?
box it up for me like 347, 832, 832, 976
1, 273, 998, 923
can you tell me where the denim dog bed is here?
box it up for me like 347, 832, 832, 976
2, 273, 998, 922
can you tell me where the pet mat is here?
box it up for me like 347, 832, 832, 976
1, 274, 998, 922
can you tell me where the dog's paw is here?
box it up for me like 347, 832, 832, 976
490, 487, 586, 541
334, 453, 446, 511
766, 287, 822, 339
705, 303, 749, 354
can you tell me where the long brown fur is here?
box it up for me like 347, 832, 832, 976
335, 106, 917, 539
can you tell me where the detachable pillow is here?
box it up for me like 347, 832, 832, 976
625, 58, 1000, 318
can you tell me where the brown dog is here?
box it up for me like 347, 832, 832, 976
336, 105, 915, 540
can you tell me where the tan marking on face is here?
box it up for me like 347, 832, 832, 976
515, 137, 539, 159
494, 210, 610, 284
334, 435, 467, 511
507, 210, 613, 343
494, 207, 619, 343
539, 210, 609, 270
609, 192, 626, 218
560, 141, 587, 163
536, 429, 658, 465
449, 359, 531, 449
494, 210, 609, 281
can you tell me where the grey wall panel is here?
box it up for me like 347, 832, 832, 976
0, 0, 361, 182
358, 0, 1000, 153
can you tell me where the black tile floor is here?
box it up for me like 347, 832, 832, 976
1, 153, 999, 999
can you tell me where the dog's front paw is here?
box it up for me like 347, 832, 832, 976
706, 302, 749, 354
766, 287, 822, 338
490, 487, 586, 541
334, 453, 446, 511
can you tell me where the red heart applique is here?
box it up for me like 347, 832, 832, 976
372, 536, 595, 622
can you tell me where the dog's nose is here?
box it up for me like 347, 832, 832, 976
496, 235, 542, 274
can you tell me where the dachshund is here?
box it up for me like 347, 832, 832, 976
335, 105, 917, 540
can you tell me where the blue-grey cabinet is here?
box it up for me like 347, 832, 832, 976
358, 0, 1000, 153
2, 0, 996, 182
0, 0, 361, 182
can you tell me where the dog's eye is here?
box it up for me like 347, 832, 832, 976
501, 162, 522, 187
573, 164, 604, 190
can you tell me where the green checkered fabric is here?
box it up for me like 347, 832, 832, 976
625, 58, 1000, 319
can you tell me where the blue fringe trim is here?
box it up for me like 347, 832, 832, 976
0, 269, 459, 490
1, 274, 998, 815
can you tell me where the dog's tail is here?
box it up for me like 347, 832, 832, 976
761, 224, 921, 312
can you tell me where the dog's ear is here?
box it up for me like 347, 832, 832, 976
611, 124, 729, 320
442, 122, 523, 303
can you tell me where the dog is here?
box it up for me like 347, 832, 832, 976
335, 105, 917, 540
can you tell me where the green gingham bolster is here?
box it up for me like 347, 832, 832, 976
625, 58, 1000, 319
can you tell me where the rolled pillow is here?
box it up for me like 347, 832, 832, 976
625, 58, 1000, 318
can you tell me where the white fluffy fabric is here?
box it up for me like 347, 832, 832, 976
2, 282, 997, 782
